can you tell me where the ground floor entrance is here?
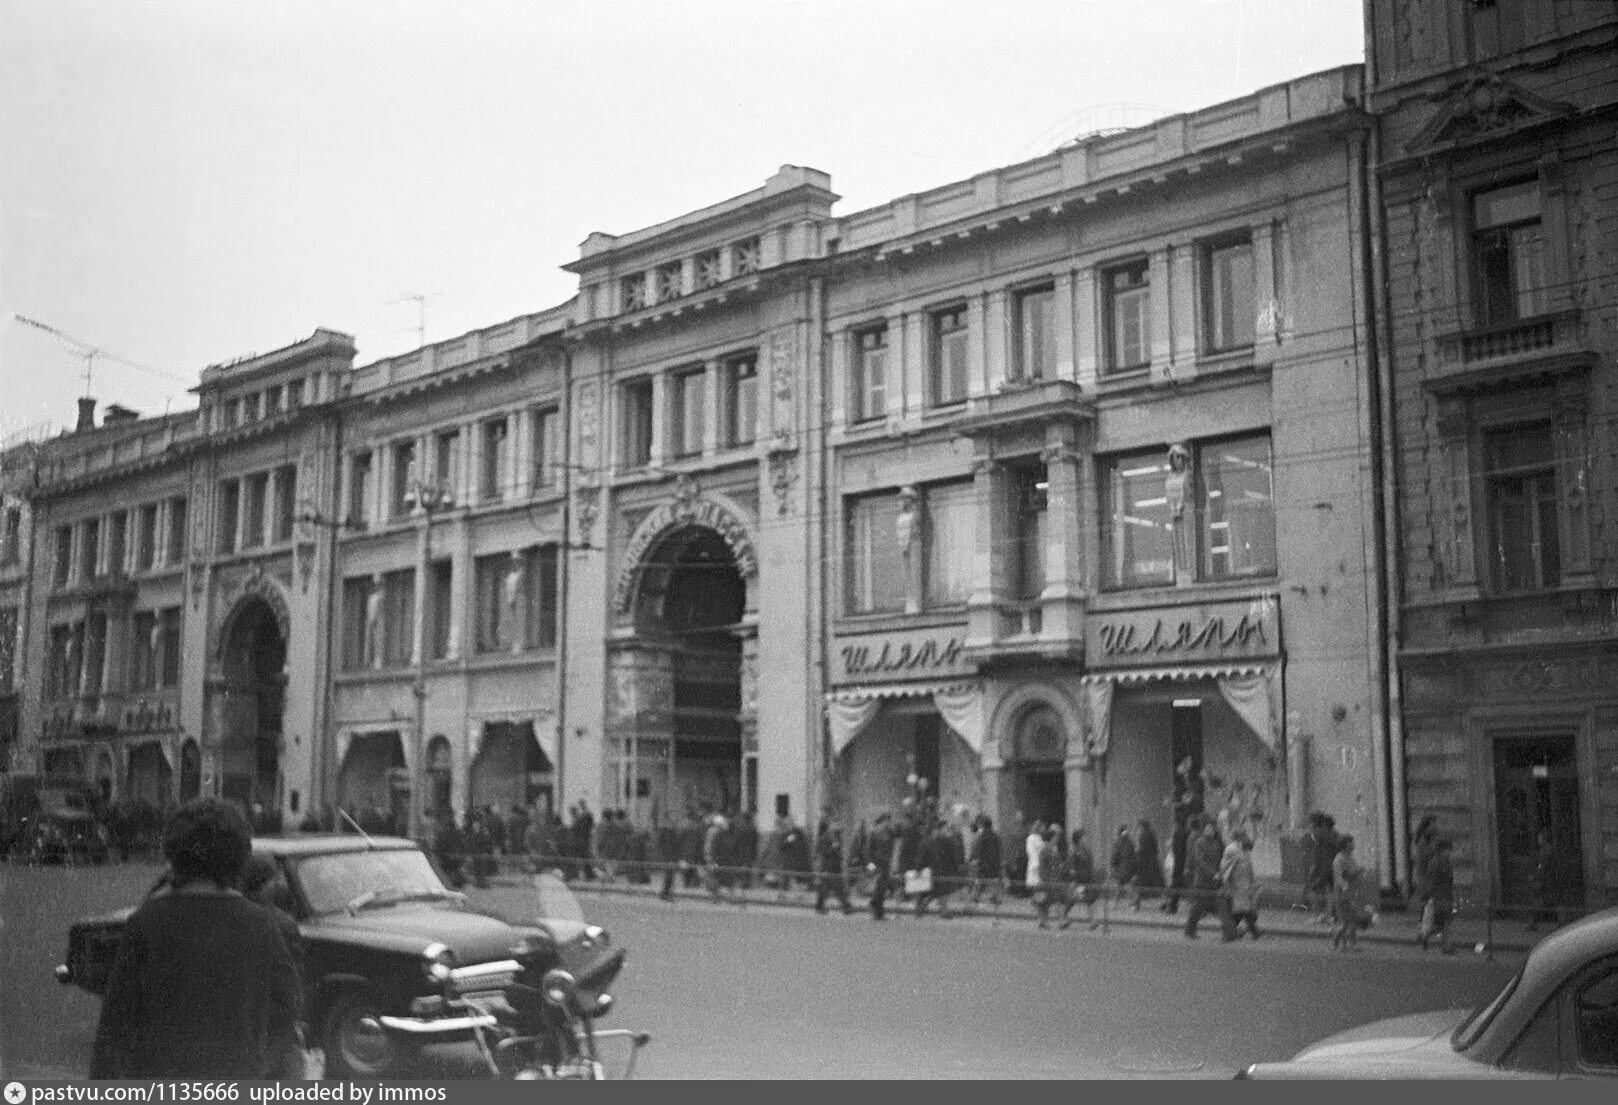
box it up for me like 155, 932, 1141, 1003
1493, 732, 1586, 913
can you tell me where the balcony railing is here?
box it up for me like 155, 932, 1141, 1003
1437, 310, 1582, 371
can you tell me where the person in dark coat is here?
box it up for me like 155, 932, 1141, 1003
677, 809, 706, 888
1058, 828, 1100, 930
1305, 812, 1340, 924
433, 811, 467, 889
1420, 838, 1456, 954
779, 817, 812, 891
1110, 824, 1138, 910
865, 814, 895, 921
969, 815, 1004, 905
571, 801, 596, 881
892, 814, 922, 899
814, 820, 853, 914
1162, 817, 1191, 914
913, 821, 964, 918
733, 810, 760, 890
1135, 819, 1164, 905
91, 799, 300, 1080
1410, 813, 1439, 907
240, 852, 309, 1079
508, 803, 531, 857
1526, 827, 1559, 932
1182, 819, 1226, 939
465, 810, 493, 888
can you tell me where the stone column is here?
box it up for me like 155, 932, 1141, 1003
1148, 247, 1173, 381
967, 456, 1011, 648
984, 289, 1008, 390
968, 295, 988, 397
1040, 429, 1087, 639
901, 312, 924, 418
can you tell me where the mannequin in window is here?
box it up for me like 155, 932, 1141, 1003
503, 557, 524, 651
895, 486, 920, 613
364, 581, 384, 667
1163, 443, 1193, 585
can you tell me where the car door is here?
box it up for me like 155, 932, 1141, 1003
1562, 954, 1618, 1079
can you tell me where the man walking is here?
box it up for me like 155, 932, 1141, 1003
913, 820, 964, 919
814, 820, 853, 915
1183, 819, 1224, 939
866, 813, 894, 921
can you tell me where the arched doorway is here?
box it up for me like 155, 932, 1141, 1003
179, 739, 202, 802
338, 730, 408, 835
628, 525, 747, 821
1013, 703, 1067, 827
425, 736, 454, 825
218, 597, 287, 812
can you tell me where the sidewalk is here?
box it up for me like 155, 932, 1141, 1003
489, 862, 1545, 956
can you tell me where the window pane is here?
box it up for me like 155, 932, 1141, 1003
1201, 435, 1275, 579
932, 309, 968, 405
846, 494, 905, 613
1509, 224, 1548, 318
1473, 181, 1540, 229
622, 381, 653, 466
924, 482, 976, 607
854, 328, 887, 423
1486, 424, 1560, 593
1209, 241, 1255, 350
676, 372, 705, 456
1104, 453, 1174, 587
728, 357, 758, 446
1014, 464, 1048, 599
1017, 287, 1055, 380
428, 561, 453, 660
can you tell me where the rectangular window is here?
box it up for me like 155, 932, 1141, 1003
851, 325, 888, 424
47, 624, 75, 699
672, 368, 706, 457
106, 511, 127, 577
524, 544, 559, 650
81, 518, 100, 579
1102, 450, 1175, 588
428, 560, 453, 661
435, 429, 460, 500
221, 398, 240, 430
620, 378, 654, 468
0, 606, 18, 692
1486, 423, 1560, 593
1012, 461, 1048, 600
392, 439, 418, 517
348, 452, 372, 530
930, 306, 969, 406
1, 505, 20, 565
341, 576, 375, 671
271, 465, 297, 543
136, 504, 159, 571
84, 612, 108, 694
131, 611, 158, 692
480, 417, 509, 502
285, 378, 304, 412
242, 392, 260, 423
264, 385, 283, 417
475, 553, 515, 653
55, 525, 73, 586
1204, 235, 1255, 352
845, 493, 905, 615
159, 607, 181, 686
923, 482, 976, 608
167, 497, 188, 564
242, 473, 268, 548
216, 479, 240, 553
381, 568, 415, 667
1199, 434, 1276, 579
724, 354, 758, 448
532, 407, 560, 491
1104, 260, 1150, 372
1473, 180, 1549, 326
1013, 285, 1057, 381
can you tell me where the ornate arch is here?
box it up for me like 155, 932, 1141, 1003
987, 681, 1084, 768
613, 475, 758, 615
215, 570, 292, 660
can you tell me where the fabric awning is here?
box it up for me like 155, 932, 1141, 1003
1080, 663, 1269, 685
1080, 663, 1281, 751
826, 680, 985, 759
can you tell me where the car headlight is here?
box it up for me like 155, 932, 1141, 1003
421, 942, 454, 986
541, 968, 577, 1009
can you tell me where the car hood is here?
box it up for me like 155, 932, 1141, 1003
1293, 1008, 1469, 1061
1240, 1008, 1544, 1079
311, 904, 532, 963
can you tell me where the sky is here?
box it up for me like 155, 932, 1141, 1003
0, 0, 1362, 442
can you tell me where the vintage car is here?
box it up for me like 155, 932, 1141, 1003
0, 774, 111, 864
56, 834, 631, 1078
1238, 904, 1618, 1079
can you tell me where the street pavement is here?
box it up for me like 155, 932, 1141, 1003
2, 858, 1521, 1080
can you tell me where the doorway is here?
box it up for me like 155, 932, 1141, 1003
1020, 769, 1066, 827
1493, 734, 1584, 911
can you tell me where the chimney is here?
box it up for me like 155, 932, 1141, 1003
102, 403, 140, 426
76, 397, 97, 432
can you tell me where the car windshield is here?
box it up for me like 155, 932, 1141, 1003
294, 849, 453, 915
1452, 969, 1520, 1051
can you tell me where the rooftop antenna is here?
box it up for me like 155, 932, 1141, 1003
11, 314, 193, 394
388, 292, 441, 349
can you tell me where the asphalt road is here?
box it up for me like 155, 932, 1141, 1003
1, 860, 1520, 1080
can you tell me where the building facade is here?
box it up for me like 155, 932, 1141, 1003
5, 63, 1413, 890
1370, 1, 1618, 908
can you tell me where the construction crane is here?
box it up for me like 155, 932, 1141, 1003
11, 314, 191, 395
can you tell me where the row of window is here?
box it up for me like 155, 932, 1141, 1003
844, 234, 1257, 424
339, 544, 559, 671
619, 236, 761, 313
842, 432, 1277, 615
53, 498, 189, 588
349, 407, 562, 529
216, 377, 307, 432
618, 351, 759, 468
44, 606, 182, 701
1, 505, 21, 566
216, 466, 298, 555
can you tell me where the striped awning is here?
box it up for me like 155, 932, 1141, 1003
826, 679, 980, 704
1080, 663, 1270, 685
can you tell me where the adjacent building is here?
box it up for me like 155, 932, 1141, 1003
1369, 1, 1618, 909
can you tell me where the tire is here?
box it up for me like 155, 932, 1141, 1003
320, 989, 407, 1079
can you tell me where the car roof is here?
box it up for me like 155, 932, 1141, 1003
252, 834, 421, 857
1474, 904, 1618, 1057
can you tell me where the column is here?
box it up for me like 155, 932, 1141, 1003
1252, 221, 1279, 352
981, 290, 1005, 392
513, 416, 532, 501
902, 312, 925, 418
1169, 243, 1195, 371
702, 359, 721, 455
1073, 269, 1098, 388
456, 422, 474, 507
234, 481, 249, 552
649, 374, 668, 464
1148, 246, 1173, 381
967, 456, 1010, 648
1040, 428, 1087, 640
1053, 272, 1076, 383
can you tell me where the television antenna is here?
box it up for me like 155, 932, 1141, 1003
388, 292, 442, 349
11, 314, 191, 396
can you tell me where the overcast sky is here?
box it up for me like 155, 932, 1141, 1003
0, 0, 1361, 440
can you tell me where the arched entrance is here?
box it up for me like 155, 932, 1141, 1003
1012, 703, 1068, 827
218, 597, 287, 812
469, 721, 552, 819
338, 730, 407, 834
127, 744, 172, 805
624, 525, 748, 821
179, 739, 202, 802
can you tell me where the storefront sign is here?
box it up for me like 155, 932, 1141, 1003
1086, 598, 1279, 667
833, 626, 973, 685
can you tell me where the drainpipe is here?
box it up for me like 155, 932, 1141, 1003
316, 400, 346, 826
555, 343, 573, 813
807, 274, 828, 822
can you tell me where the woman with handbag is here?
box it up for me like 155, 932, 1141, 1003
1025, 821, 1050, 928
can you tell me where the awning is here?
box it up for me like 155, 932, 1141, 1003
826, 680, 985, 759
1081, 663, 1281, 752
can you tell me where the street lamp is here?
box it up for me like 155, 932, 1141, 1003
407, 463, 454, 841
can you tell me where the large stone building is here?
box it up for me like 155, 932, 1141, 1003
5, 62, 1409, 891
1369, 1, 1618, 909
